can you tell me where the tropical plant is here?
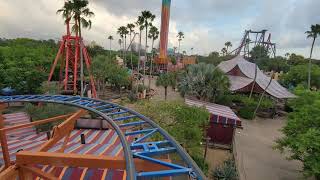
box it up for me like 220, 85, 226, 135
107, 35, 113, 57
177, 31, 184, 54
140, 10, 156, 85
57, 0, 94, 96
127, 23, 135, 70
281, 64, 320, 89
117, 26, 129, 63
178, 63, 230, 102
156, 73, 175, 100
118, 38, 122, 56
224, 41, 232, 54
221, 47, 227, 56
135, 15, 145, 74
305, 24, 320, 89
212, 159, 238, 180
275, 88, 320, 179
148, 25, 159, 89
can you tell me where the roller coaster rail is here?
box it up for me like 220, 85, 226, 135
0, 95, 206, 180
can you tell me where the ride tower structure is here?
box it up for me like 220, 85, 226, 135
230, 29, 276, 58
155, 0, 172, 71
48, 17, 97, 98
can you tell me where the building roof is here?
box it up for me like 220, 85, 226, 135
185, 98, 241, 126
218, 56, 296, 99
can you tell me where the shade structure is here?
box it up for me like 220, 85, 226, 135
218, 55, 296, 99
185, 98, 241, 145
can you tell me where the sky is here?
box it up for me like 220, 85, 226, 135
0, 0, 320, 58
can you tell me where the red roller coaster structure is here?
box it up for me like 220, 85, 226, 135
48, 19, 97, 98
230, 29, 276, 58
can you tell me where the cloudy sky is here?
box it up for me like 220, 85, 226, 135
0, 0, 320, 58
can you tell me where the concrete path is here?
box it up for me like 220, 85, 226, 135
234, 117, 307, 180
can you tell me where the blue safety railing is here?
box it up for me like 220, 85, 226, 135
0, 95, 206, 180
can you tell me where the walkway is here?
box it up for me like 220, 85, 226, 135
234, 117, 307, 180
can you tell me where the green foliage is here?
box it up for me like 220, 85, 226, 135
192, 154, 209, 175
178, 63, 230, 103
256, 56, 290, 73
0, 38, 58, 94
133, 101, 209, 158
197, 52, 234, 66
212, 159, 238, 180
156, 73, 176, 100
281, 64, 320, 88
91, 55, 130, 92
250, 45, 269, 60
288, 53, 307, 65
24, 103, 77, 132
275, 88, 320, 178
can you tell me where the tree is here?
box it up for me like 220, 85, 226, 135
127, 23, 135, 70
156, 73, 175, 100
140, 10, 156, 85
250, 45, 269, 60
178, 63, 230, 102
107, 35, 113, 57
135, 15, 145, 74
118, 39, 122, 56
281, 64, 320, 89
57, 0, 94, 97
275, 88, 320, 179
305, 24, 320, 89
221, 47, 227, 56
224, 41, 232, 54
177, 31, 184, 55
191, 47, 194, 55
117, 26, 129, 65
148, 25, 159, 89
288, 53, 307, 65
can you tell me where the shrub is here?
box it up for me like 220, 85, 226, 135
24, 103, 77, 132
192, 154, 209, 175
212, 159, 238, 180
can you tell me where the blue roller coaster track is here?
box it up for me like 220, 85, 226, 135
0, 95, 206, 180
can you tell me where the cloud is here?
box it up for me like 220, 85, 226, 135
0, 0, 319, 58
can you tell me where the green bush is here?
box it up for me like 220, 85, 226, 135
238, 106, 255, 120
24, 103, 77, 132
192, 154, 209, 175
212, 159, 238, 180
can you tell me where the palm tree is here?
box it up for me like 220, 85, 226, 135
148, 25, 159, 89
156, 73, 174, 100
225, 41, 232, 54
140, 10, 156, 85
136, 16, 145, 74
107, 35, 113, 57
305, 24, 320, 89
178, 63, 230, 102
285, 52, 290, 59
221, 47, 227, 56
117, 26, 128, 64
118, 39, 122, 57
177, 31, 184, 55
57, 0, 94, 97
182, 50, 187, 55
127, 23, 135, 70
191, 47, 194, 55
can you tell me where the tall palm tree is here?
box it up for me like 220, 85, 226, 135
57, 0, 94, 97
135, 16, 145, 74
148, 25, 159, 89
117, 26, 128, 63
305, 24, 320, 89
127, 23, 135, 70
177, 31, 184, 55
221, 47, 227, 56
225, 41, 232, 54
118, 39, 122, 57
140, 10, 156, 85
107, 35, 113, 57
191, 47, 194, 55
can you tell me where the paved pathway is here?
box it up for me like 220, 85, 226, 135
234, 117, 307, 180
